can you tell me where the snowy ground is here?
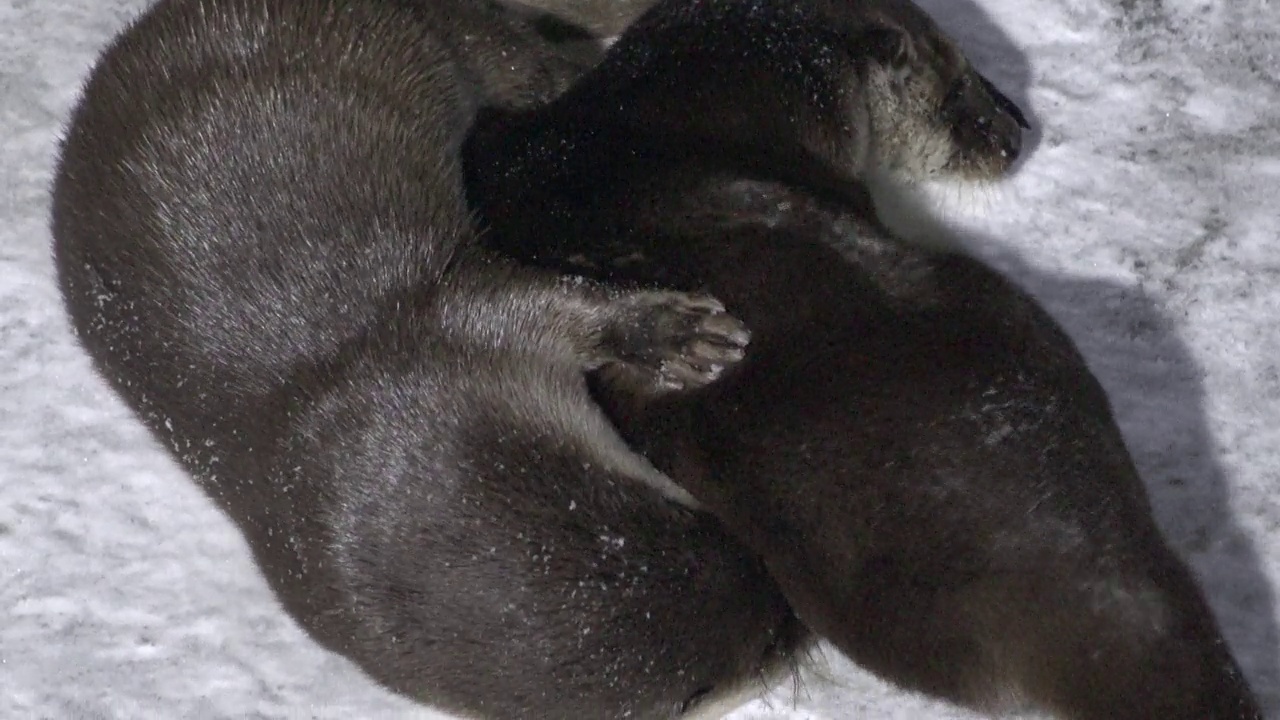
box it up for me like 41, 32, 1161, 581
2, 0, 1277, 717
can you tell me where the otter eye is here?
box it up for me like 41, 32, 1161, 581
862, 25, 913, 72
942, 75, 971, 109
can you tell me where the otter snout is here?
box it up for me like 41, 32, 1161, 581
991, 111, 1023, 162
942, 72, 1028, 178
978, 74, 1030, 129
975, 72, 1028, 164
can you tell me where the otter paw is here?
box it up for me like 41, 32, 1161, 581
614, 291, 751, 390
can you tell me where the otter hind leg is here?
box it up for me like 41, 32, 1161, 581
973, 562, 1266, 720
844, 554, 1265, 720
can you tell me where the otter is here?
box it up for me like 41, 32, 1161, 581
465, 0, 1265, 717
50, 0, 812, 717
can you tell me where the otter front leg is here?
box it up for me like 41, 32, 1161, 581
458, 265, 747, 508
452, 259, 750, 389
585, 289, 750, 391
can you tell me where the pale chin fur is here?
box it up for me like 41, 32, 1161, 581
680, 684, 767, 720
632, 457, 704, 510
864, 170, 1002, 254
680, 666, 808, 720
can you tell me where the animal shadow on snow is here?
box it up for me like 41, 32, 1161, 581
992, 248, 1280, 715
920, 0, 1277, 709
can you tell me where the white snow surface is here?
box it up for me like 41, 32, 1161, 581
2, 0, 1278, 717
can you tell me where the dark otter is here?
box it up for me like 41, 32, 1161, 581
465, 0, 1265, 717
50, 0, 810, 717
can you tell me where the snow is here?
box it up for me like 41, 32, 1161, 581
1, 0, 1276, 717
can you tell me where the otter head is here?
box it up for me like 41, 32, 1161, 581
853, 8, 1029, 184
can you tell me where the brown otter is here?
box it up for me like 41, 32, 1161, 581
465, 0, 1265, 717
50, 0, 811, 717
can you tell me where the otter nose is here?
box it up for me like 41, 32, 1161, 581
977, 74, 1030, 129
998, 121, 1022, 162
972, 75, 1028, 164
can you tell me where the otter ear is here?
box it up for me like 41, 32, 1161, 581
861, 25, 914, 73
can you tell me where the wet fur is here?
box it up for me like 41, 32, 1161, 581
49, 0, 809, 717
503, 0, 660, 38
466, 0, 1265, 717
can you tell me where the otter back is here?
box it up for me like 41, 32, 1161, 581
50, 0, 807, 717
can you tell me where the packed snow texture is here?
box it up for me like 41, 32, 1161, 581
2, 0, 1277, 717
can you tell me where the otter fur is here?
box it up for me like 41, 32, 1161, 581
465, 0, 1265, 717
49, 0, 813, 717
